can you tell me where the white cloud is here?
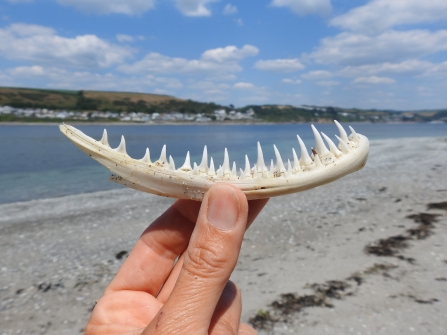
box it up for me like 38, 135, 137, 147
254, 58, 305, 72
116, 34, 145, 43
174, 0, 217, 17
234, 82, 254, 89
0, 24, 133, 68
223, 4, 237, 15
271, 0, 331, 16
3, 65, 185, 92
56, 0, 155, 15
338, 59, 434, 78
353, 76, 396, 84
202, 45, 259, 62
282, 78, 302, 84
119, 45, 259, 75
310, 30, 447, 66
116, 34, 134, 43
331, 0, 447, 34
301, 70, 332, 80
316, 80, 339, 86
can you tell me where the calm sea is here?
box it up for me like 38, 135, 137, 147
0, 123, 446, 204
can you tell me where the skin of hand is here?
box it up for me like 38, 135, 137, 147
84, 183, 269, 335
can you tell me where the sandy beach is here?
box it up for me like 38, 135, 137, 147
1, 136, 446, 335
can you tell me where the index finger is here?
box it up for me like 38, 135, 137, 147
105, 199, 202, 296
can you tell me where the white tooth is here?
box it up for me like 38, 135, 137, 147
256, 142, 267, 173
273, 145, 286, 173
115, 135, 127, 155
334, 120, 349, 143
321, 132, 342, 157
159, 145, 167, 164
100, 129, 109, 147
297, 135, 313, 166
231, 162, 237, 176
223, 148, 230, 174
312, 149, 322, 167
349, 126, 360, 143
286, 159, 292, 177
140, 148, 151, 164
311, 125, 330, 157
180, 151, 192, 171
244, 155, 251, 176
292, 148, 300, 172
193, 162, 199, 175
199, 145, 208, 172
217, 165, 223, 178
169, 155, 175, 170
208, 157, 215, 175
239, 168, 245, 179
269, 159, 274, 177
335, 135, 350, 154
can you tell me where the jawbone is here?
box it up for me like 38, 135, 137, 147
59, 121, 369, 201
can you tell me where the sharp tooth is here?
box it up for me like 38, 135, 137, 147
217, 165, 223, 178
193, 162, 199, 175
292, 148, 300, 172
244, 155, 251, 176
180, 151, 192, 171
273, 145, 286, 173
231, 162, 237, 176
311, 125, 330, 156
349, 126, 360, 143
334, 120, 349, 143
115, 135, 127, 155
313, 150, 322, 167
100, 129, 109, 147
159, 145, 167, 164
256, 142, 267, 173
169, 155, 176, 170
222, 148, 231, 174
239, 168, 245, 179
321, 132, 342, 157
140, 148, 151, 164
208, 157, 215, 175
297, 135, 313, 166
335, 135, 350, 154
286, 159, 292, 177
269, 159, 274, 177
199, 145, 208, 172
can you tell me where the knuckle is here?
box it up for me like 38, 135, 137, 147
185, 243, 228, 278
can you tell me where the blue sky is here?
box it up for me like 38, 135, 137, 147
1, 0, 447, 110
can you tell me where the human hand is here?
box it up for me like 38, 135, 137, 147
84, 183, 269, 334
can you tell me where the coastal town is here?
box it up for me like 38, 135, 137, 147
0, 104, 446, 123
0, 105, 256, 122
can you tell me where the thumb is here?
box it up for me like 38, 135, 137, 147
145, 183, 248, 334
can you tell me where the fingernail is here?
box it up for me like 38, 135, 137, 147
207, 185, 239, 231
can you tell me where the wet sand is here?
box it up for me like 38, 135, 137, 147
1, 137, 446, 335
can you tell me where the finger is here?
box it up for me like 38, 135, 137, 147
144, 183, 249, 334
156, 253, 184, 304
156, 198, 268, 304
209, 281, 241, 335
105, 199, 201, 296
238, 323, 258, 335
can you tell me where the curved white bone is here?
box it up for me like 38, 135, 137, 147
59, 122, 369, 201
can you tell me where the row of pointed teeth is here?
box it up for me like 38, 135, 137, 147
98, 121, 360, 178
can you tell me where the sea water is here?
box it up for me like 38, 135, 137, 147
0, 123, 446, 204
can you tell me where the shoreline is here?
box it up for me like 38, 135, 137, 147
0, 120, 432, 126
